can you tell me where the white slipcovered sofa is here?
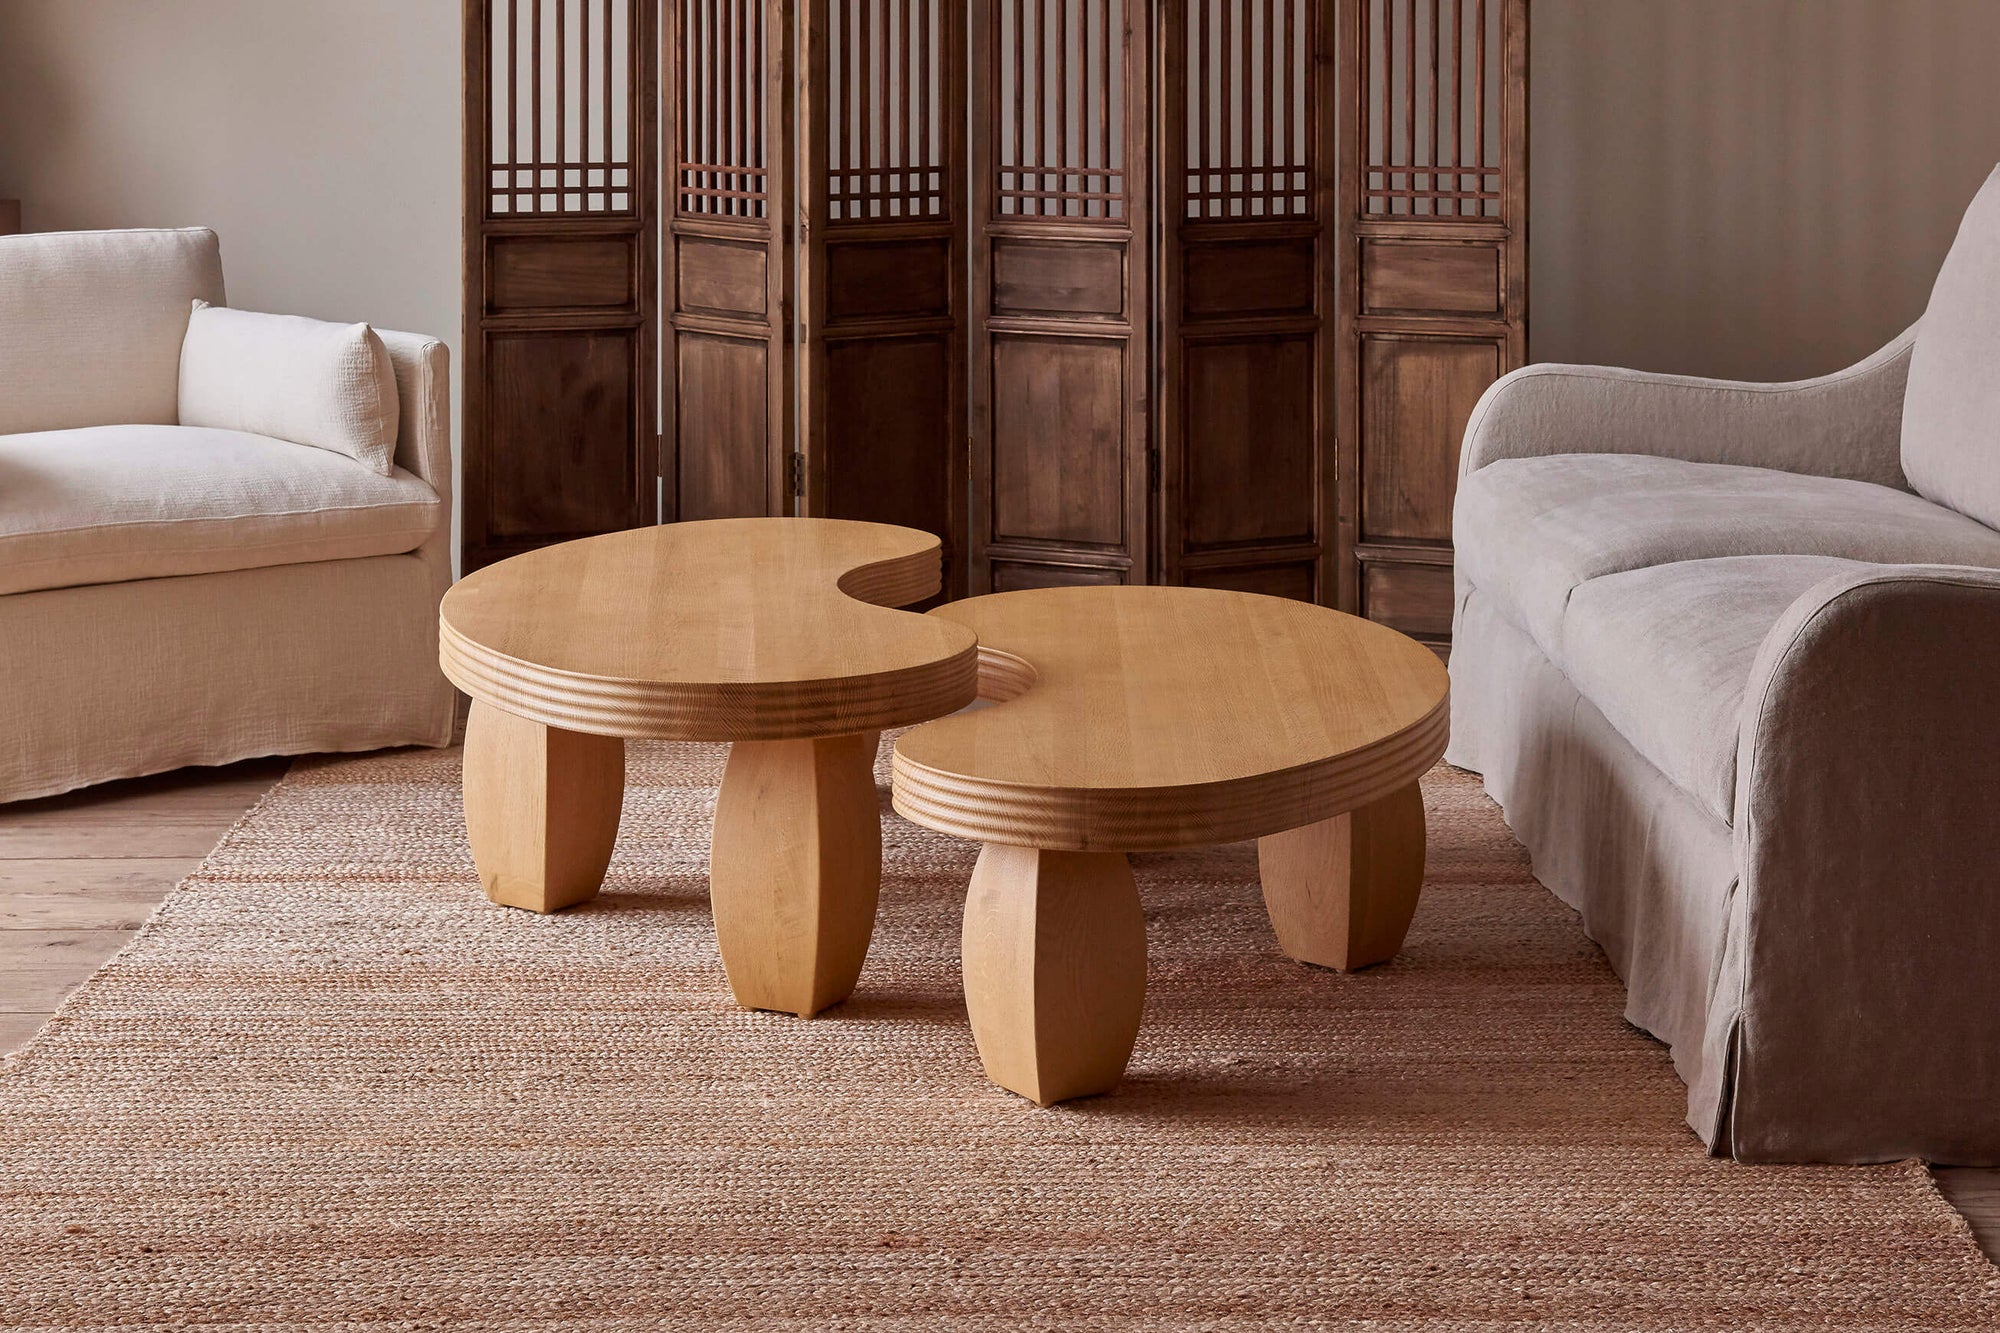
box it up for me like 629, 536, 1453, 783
0, 228, 454, 802
1449, 167, 2000, 1163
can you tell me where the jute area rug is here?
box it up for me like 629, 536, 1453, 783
2, 740, 1994, 1331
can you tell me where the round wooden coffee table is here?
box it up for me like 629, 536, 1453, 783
890, 585, 1450, 1105
439, 518, 977, 1018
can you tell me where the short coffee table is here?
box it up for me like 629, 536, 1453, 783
439, 518, 977, 1017
890, 585, 1450, 1105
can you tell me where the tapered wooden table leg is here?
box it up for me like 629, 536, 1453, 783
960, 844, 1147, 1106
462, 700, 626, 914
1257, 782, 1426, 971
710, 732, 883, 1018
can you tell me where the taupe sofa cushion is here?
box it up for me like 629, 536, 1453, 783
1454, 453, 2000, 655
1559, 555, 1875, 824
0, 425, 441, 596
1903, 165, 2000, 528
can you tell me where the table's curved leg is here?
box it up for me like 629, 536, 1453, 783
1257, 781, 1426, 971
463, 700, 626, 913
710, 732, 882, 1018
961, 844, 1147, 1106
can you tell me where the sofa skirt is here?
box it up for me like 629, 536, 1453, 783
0, 553, 454, 804
1446, 589, 1744, 1152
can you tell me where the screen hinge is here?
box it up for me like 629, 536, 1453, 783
1146, 447, 1162, 494
788, 451, 807, 500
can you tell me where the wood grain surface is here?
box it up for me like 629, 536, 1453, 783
891, 585, 1450, 850
440, 518, 979, 740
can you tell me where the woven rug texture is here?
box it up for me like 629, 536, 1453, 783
1, 739, 1995, 1331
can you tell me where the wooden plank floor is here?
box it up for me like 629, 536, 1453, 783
0, 759, 1994, 1266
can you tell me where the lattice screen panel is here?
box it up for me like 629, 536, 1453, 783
994, 0, 1126, 219
1363, 0, 1502, 217
488, 0, 635, 214
829, 0, 950, 219
1184, 0, 1314, 218
675, 0, 768, 216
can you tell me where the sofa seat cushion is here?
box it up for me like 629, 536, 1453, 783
1559, 556, 1877, 825
0, 425, 442, 596
1455, 454, 2000, 656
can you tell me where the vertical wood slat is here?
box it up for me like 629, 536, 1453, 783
1427, 0, 1438, 214
1258, 0, 1270, 211
1475, 0, 1486, 205
1184, 0, 1200, 214
1096, 0, 1108, 216
508, 0, 519, 208
557, 0, 567, 207
532, 0, 543, 207
604, 0, 614, 208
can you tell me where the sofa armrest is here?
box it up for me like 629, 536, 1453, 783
1718, 565, 2000, 1162
375, 329, 452, 578
1459, 324, 1917, 489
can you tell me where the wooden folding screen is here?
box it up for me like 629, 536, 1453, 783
463, 0, 659, 571
1334, 0, 1527, 649
466, 0, 1527, 645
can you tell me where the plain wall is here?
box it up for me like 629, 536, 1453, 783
1532, 0, 2000, 381
0, 0, 463, 541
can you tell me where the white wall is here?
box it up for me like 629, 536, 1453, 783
0, 0, 463, 538
1532, 0, 2000, 381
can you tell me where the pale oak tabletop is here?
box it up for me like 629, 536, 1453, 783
440, 518, 979, 742
892, 585, 1450, 851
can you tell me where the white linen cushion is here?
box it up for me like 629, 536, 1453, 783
0, 425, 442, 595
178, 301, 400, 475
0, 228, 225, 435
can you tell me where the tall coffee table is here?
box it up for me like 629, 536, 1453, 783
439, 519, 977, 1017
891, 586, 1450, 1105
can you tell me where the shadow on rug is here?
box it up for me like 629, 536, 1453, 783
2, 740, 1995, 1330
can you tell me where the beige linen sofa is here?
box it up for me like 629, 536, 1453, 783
0, 228, 454, 803
1448, 167, 2000, 1164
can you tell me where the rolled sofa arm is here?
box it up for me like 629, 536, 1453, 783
1459, 324, 1917, 489
1718, 565, 2000, 1163
375, 329, 453, 580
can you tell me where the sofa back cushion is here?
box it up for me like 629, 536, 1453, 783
178, 302, 400, 475
0, 228, 225, 435
1903, 165, 2000, 529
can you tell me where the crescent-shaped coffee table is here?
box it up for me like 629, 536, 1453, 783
891, 585, 1450, 1105
439, 518, 978, 1018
